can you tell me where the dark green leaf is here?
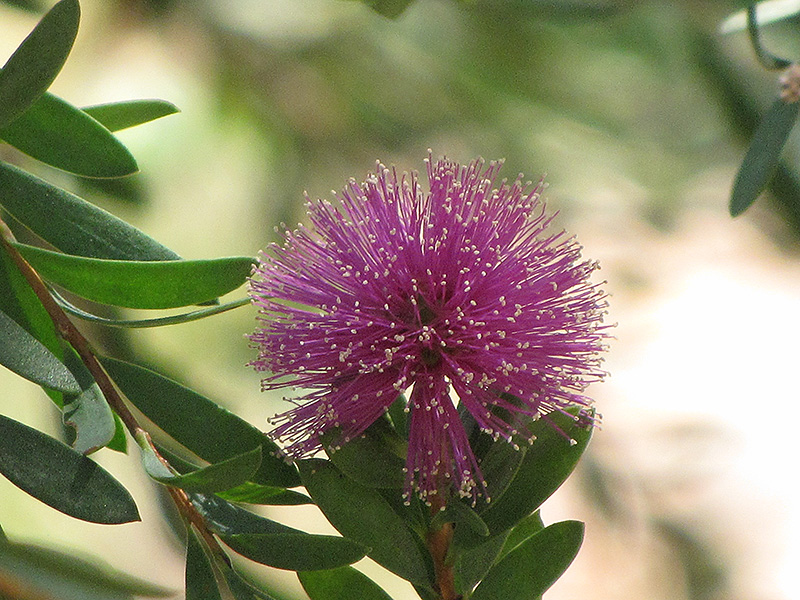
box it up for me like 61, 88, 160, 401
746, 5, 792, 71
13, 242, 254, 309
430, 499, 489, 538
0, 92, 138, 177
100, 356, 300, 487
477, 412, 592, 537
323, 419, 406, 488
0, 0, 80, 129
223, 568, 277, 600
0, 243, 65, 408
143, 443, 263, 494
454, 530, 508, 597
0, 162, 179, 260
497, 511, 544, 562
731, 99, 799, 216
298, 458, 433, 586
190, 493, 367, 571
0, 539, 172, 600
216, 482, 312, 505
54, 292, 250, 328
82, 99, 179, 132
60, 347, 115, 455
0, 414, 139, 523
475, 436, 526, 506
357, 0, 415, 18
0, 306, 79, 393
222, 534, 366, 572
186, 527, 223, 600
298, 567, 393, 600
470, 521, 584, 600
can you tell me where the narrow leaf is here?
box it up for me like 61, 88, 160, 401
477, 412, 592, 537
145, 444, 263, 494
190, 493, 367, 571
431, 499, 489, 537
0, 539, 172, 600
0, 162, 179, 260
298, 458, 433, 587
100, 356, 300, 488
470, 521, 584, 600
13, 242, 254, 309
82, 99, 179, 132
0, 414, 139, 524
224, 568, 278, 600
186, 527, 223, 600
0, 307, 79, 393
299, 567, 393, 600
731, 98, 799, 216
497, 511, 545, 562
0, 0, 80, 128
0, 242, 65, 408
60, 347, 116, 455
0, 91, 138, 177
323, 420, 406, 488
455, 531, 508, 597
216, 482, 312, 505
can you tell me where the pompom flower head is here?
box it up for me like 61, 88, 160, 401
249, 154, 608, 502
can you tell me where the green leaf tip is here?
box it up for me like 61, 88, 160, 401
730, 98, 799, 216
0, 0, 81, 129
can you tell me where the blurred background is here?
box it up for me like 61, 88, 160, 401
2, 0, 800, 598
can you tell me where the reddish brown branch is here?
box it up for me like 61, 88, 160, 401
427, 494, 459, 600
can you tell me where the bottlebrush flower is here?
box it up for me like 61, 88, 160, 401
249, 154, 608, 502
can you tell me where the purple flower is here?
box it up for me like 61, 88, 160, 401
249, 154, 608, 502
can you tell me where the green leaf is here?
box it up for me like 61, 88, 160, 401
298, 458, 433, 587
0, 243, 65, 408
298, 567, 394, 600
477, 412, 592, 537
470, 521, 584, 600
186, 527, 223, 600
454, 530, 508, 597
479, 439, 526, 505
99, 356, 300, 488
216, 481, 312, 505
106, 413, 128, 453
0, 0, 80, 129
13, 242, 254, 309
355, 0, 416, 19
223, 568, 277, 600
497, 511, 544, 562
60, 347, 116, 455
731, 99, 800, 216
430, 499, 489, 538
0, 91, 139, 177
0, 539, 172, 600
0, 306, 79, 393
0, 414, 139, 524
0, 162, 179, 260
190, 493, 367, 571
323, 419, 406, 488
142, 442, 263, 494
82, 99, 179, 132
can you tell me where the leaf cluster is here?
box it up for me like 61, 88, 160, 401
0, 2, 593, 599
